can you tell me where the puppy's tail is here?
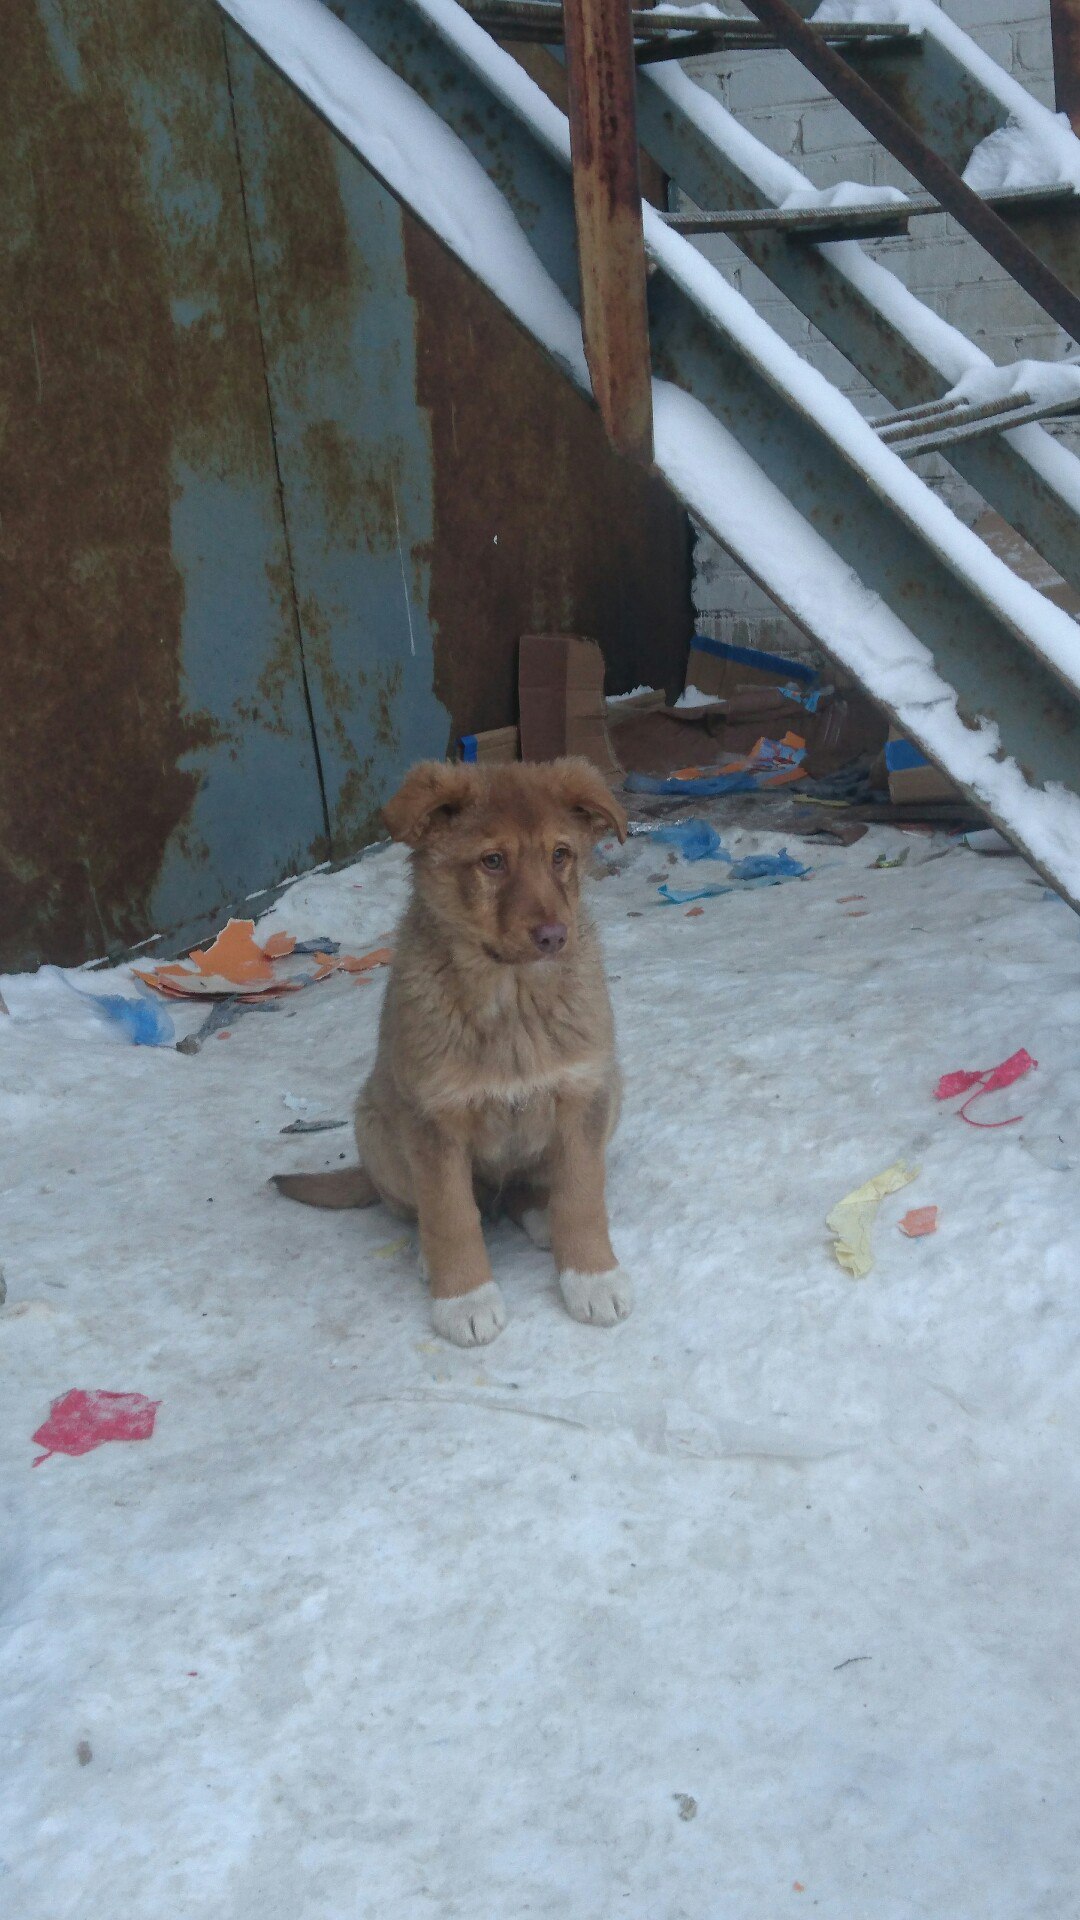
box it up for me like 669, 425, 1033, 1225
271, 1166, 380, 1209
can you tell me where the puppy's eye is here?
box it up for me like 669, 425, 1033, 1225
480, 852, 505, 873
553, 845, 571, 869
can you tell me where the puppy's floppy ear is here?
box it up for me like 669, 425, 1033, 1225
382, 762, 475, 848
552, 757, 628, 844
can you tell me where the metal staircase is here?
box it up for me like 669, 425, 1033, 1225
217, 0, 1080, 906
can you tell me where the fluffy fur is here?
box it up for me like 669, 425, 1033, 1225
274, 758, 633, 1345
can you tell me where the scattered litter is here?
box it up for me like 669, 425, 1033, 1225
685, 907, 705, 918
135, 920, 391, 1001
646, 820, 726, 862
626, 733, 808, 797
283, 1093, 329, 1118
62, 981, 175, 1047
873, 848, 909, 870
899, 1206, 939, 1238
1, 966, 176, 1045
658, 848, 809, 905
372, 1237, 410, 1259
837, 895, 865, 904
280, 1119, 349, 1135
729, 850, 806, 882
827, 1161, 919, 1278
32, 1389, 160, 1466
962, 828, 1014, 854
176, 996, 281, 1055
935, 1048, 1036, 1128
673, 1795, 698, 1821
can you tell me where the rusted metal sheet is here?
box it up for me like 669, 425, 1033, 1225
1051, 0, 1080, 136
561, 0, 654, 462
289, 0, 691, 729
403, 217, 691, 731
1, 0, 327, 971
738, 0, 1080, 347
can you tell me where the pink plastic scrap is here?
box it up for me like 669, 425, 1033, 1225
32, 1389, 160, 1466
934, 1048, 1036, 1128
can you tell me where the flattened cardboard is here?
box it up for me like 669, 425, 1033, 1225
518, 634, 622, 779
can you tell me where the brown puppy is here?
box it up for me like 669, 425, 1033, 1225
273, 757, 633, 1345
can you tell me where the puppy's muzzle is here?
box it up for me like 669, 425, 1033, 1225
531, 920, 568, 958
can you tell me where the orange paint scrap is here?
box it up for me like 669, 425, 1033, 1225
899, 1205, 939, 1238
190, 919, 275, 984
134, 924, 394, 1002
338, 946, 393, 973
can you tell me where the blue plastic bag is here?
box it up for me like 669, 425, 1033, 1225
658, 849, 809, 905
646, 821, 728, 863
727, 849, 807, 882
63, 978, 175, 1046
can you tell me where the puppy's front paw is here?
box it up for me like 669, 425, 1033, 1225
432, 1281, 507, 1346
559, 1267, 634, 1326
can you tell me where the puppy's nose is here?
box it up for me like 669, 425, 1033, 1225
531, 920, 568, 956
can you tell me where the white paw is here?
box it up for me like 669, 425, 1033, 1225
521, 1206, 552, 1251
432, 1281, 507, 1346
559, 1267, 634, 1326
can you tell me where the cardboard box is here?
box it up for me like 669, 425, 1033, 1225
458, 725, 519, 765
518, 635, 622, 780
885, 728, 961, 805
679, 637, 886, 777
682, 634, 818, 704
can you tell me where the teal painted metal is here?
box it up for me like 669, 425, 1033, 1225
97, 6, 337, 925
224, 25, 450, 850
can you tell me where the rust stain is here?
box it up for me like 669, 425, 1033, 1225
403, 215, 692, 736
243, 56, 365, 374
0, 2, 248, 970
372, 662, 404, 751
299, 420, 405, 553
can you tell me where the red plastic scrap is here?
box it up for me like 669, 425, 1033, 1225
934, 1047, 1036, 1128
899, 1205, 939, 1238
32, 1390, 160, 1466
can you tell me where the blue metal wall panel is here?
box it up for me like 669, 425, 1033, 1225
224, 29, 451, 852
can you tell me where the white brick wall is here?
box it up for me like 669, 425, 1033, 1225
680, 0, 1080, 657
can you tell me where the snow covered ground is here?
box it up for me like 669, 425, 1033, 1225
3, 816, 1080, 1919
